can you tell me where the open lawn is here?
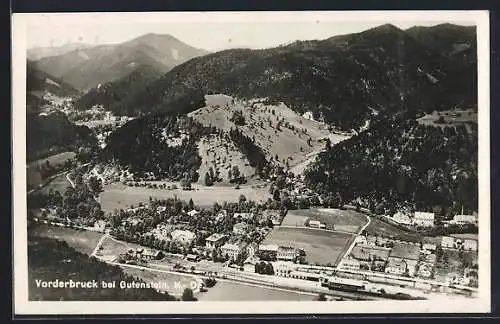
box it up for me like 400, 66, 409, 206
434, 249, 478, 282
417, 109, 477, 133
261, 227, 353, 266
27, 151, 75, 189
365, 217, 422, 242
40, 173, 72, 194
282, 208, 368, 233
30, 224, 103, 255
100, 182, 270, 213
120, 267, 201, 296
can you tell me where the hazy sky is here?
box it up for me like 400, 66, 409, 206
21, 12, 479, 52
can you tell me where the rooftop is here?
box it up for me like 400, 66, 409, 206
206, 233, 227, 242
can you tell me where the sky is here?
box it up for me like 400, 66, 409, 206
21, 11, 480, 52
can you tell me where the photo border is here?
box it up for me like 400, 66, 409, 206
11, 9, 492, 316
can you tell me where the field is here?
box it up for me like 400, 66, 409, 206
27, 151, 75, 189
120, 267, 201, 296
30, 224, 103, 255
282, 208, 368, 233
100, 182, 271, 213
434, 249, 478, 282
261, 227, 353, 266
40, 173, 72, 194
188, 94, 349, 172
364, 217, 422, 242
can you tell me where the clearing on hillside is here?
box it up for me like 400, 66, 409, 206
27, 151, 76, 189
29, 224, 103, 255
196, 133, 258, 185
417, 109, 477, 133
188, 94, 349, 174
364, 217, 422, 242
261, 226, 353, 266
282, 208, 368, 233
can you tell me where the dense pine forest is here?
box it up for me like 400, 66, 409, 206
304, 113, 478, 218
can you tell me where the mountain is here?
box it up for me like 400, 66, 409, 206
32, 33, 209, 91
73, 64, 162, 111
26, 61, 80, 111
405, 23, 477, 65
27, 43, 91, 61
104, 24, 476, 130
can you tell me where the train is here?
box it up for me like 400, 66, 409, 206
321, 276, 369, 293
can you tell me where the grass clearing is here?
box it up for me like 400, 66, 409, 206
27, 151, 75, 189
417, 109, 477, 133
262, 227, 353, 266
30, 224, 103, 255
100, 182, 270, 213
283, 208, 368, 233
40, 173, 72, 194
365, 217, 422, 242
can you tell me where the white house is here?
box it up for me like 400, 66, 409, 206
221, 242, 248, 261
452, 214, 478, 226
413, 212, 435, 227
392, 210, 413, 225
187, 209, 199, 217
205, 233, 228, 250
233, 222, 249, 235
308, 220, 326, 229
277, 246, 298, 262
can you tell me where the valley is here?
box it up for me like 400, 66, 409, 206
24, 22, 480, 303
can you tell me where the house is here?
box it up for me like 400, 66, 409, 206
463, 239, 478, 251
136, 249, 164, 261
233, 212, 254, 220
170, 230, 196, 245
350, 244, 391, 271
422, 243, 437, 253
340, 256, 361, 270
392, 210, 413, 226
417, 262, 434, 278
186, 254, 199, 262
93, 220, 107, 232
277, 246, 298, 262
205, 233, 228, 250
452, 214, 478, 226
156, 206, 167, 214
413, 212, 435, 227
308, 220, 326, 229
187, 209, 199, 217
233, 222, 249, 235
441, 236, 478, 251
221, 241, 248, 261
385, 257, 417, 277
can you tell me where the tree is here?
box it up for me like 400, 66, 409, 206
188, 199, 195, 210
181, 288, 197, 301
88, 176, 103, 195
204, 172, 214, 186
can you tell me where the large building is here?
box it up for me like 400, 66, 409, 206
170, 230, 196, 246
441, 236, 478, 251
452, 214, 478, 226
205, 233, 228, 250
413, 212, 435, 227
391, 210, 413, 226
277, 246, 298, 262
221, 241, 248, 261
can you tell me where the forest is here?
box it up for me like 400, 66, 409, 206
304, 113, 478, 219
28, 236, 177, 301
102, 114, 215, 181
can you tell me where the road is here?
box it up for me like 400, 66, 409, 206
277, 225, 357, 236
336, 214, 371, 269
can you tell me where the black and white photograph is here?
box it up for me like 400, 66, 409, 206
12, 11, 490, 314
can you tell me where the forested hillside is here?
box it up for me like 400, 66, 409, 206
28, 236, 177, 301
102, 114, 215, 182
27, 111, 96, 162
100, 24, 476, 130
304, 112, 478, 218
